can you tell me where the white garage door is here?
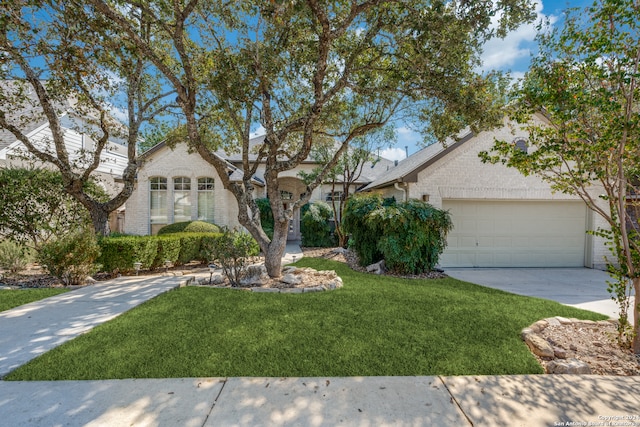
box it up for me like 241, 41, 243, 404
441, 200, 587, 268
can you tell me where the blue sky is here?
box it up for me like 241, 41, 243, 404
378, 0, 594, 161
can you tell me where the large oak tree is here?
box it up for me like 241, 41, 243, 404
85, 0, 534, 278
0, 2, 176, 235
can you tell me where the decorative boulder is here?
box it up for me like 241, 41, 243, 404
523, 332, 555, 358
366, 260, 386, 275
546, 359, 592, 374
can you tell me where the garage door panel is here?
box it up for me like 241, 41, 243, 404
441, 200, 586, 267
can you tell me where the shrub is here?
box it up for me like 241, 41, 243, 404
0, 167, 107, 250
301, 201, 336, 247
97, 236, 158, 273
198, 233, 223, 263
343, 194, 452, 274
209, 229, 260, 287
153, 236, 182, 268
38, 228, 101, 286
157, 221, 220, 235
98, 233, 223, 273
177, 234, 203, 265
342, 194, 386, 266
256, 198, 274, 239
0, 240, 31, 274
371, 199, 453, 274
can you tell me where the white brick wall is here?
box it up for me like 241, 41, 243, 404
124, 145, 328, 236
124, 143, 241, 235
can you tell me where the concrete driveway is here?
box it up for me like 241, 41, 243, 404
443, 267, 632, 319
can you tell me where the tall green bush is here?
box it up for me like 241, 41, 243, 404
177, 234, 202, 265
153, 236, 182, 268
343, 194, 452, 273
301, 201, 336, 247
0, 167, 107, 249
342, 194, 386, 266
38, 228, 101, 286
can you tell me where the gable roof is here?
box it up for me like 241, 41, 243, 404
362, 130, 474, 191
140, 141, 265, 186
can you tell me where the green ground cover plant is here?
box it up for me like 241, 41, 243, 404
0, 289, 68, 312
6, 259, 606, 380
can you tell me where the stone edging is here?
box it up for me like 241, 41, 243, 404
191, 282, 340, 293
521, 316, 617, 374
190, 266, 344, 294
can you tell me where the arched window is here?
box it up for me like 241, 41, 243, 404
198, 177, 215, 222
514, 138, 528, 153
150, 177, 168, 233
173, 177, 191, 223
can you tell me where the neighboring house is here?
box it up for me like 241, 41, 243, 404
123, 136, 395, 238
0, 81, 130, 231
362, 114, 609, 269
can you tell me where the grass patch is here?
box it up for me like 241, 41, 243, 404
0, 288, 68, 312
6, 259, 606, 380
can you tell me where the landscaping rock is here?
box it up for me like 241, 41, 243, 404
553, 347, 568, 359
545, 317, 561, 327
281, 273, 302, 285
366, 260, 385, 275
523, 333, 555, 358
531, 320, 548, 333
210, 273, 225, 285
546, 359, 592, 374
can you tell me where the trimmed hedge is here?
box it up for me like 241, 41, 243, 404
157, 221, 220, 235
98, 232, 222, 273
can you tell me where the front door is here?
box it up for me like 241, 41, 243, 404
284, 203, 301, 241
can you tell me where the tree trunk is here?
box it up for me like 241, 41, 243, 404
89, 206, 110, 236
633, 277, 640, 354
264, 220, 289, 278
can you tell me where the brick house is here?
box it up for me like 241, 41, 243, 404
125, 116, 609, 269
123, 137, 395, 238
362, 114, 609, 269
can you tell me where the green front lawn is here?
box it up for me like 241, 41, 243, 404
0, 288, 68, 312
6, 259, 606, 380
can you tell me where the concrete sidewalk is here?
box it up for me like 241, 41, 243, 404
0, 274, 191, 378
1, 375, 639, 426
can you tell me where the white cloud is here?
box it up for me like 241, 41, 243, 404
379, 147, 407, 161
480, 1, 558, 72
107, 104, 129, 124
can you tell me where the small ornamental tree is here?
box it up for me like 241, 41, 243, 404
480, 0, 640, 351
343, 194, 452, 274
0, 167, 107, 250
